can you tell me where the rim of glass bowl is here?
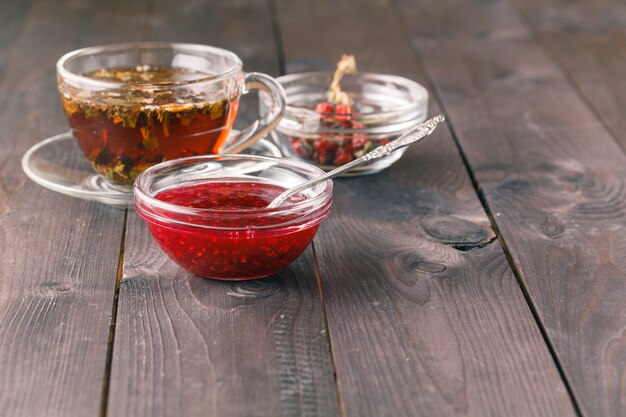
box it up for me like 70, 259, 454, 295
57, 42, 243, 89
274, 71, 429, 136
134, 154, 333, 230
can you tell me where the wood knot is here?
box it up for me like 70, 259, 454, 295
559, 170, 584, 184
228, 280, 279, 299
540, 218, 564, 238
496, 178, 532, 194
395, 252, 447, 275
40, 282, 72, 297
422, 216, 493, 251
415, 261, 447, 273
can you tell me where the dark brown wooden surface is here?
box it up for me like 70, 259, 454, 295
276, 1, 576, 416
2, 0, 626, 415
510, 0, 626, 151
0, 0, 126, 416
105, 2, 338, 417
397, 0, 626, 416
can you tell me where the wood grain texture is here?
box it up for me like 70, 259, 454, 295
276, 1, 577, 416
396, 0, 626, 415
0, 0, 127, 415
109, 214, 337, 417
509, 0, 626, 151
0, 0, 32, 82
106, 2, 339, 416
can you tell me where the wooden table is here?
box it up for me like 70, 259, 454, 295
2, 0, 626, 415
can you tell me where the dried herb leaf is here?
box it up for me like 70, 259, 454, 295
91, 160, 130, 183
61, 96, 79, 115
210, 101, 225, 119
140, 117, 159, 151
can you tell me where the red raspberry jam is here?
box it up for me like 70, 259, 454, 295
138, 181, 329, 280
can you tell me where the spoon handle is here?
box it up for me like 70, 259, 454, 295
267, 114, 445, 208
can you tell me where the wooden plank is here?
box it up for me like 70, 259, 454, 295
110, 216, 337, 417
275, 1, 577, 416
0, 0, 129, 415
106, 2, 339, 416
509, 0, 626, 150
0, 0, 32, 81
396, 0, 626, 415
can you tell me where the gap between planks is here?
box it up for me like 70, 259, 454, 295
99, 209, 129, 417
267, 0, 288, 77
311, 240, 347, 417
388, 1, 585, 415
507, 0, 626, 168
269, 0, 344, 414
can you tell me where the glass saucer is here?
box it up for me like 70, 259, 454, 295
21, 131, 282, 207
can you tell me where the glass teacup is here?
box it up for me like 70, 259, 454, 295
56, 42, 285, 185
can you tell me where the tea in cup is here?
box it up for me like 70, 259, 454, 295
56, 42, 285, 184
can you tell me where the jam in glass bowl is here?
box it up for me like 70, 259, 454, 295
134, 154, 333, 280
262, 71, 429, 175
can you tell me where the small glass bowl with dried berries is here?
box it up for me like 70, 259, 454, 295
262, 72, 429, 175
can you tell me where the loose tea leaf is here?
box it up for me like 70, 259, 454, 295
60, 66, 237, 184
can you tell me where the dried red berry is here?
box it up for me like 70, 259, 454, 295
315, 102, 334, 116
288, 137, 304, 156
333, 146, 353, 165
352, 137, 368, 151
314, 139, 338, 164
335, 104, 352, 122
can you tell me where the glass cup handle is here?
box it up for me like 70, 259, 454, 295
221, 72, 286, 154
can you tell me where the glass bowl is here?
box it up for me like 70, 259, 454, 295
134, 154, 333, 280
262, 72, 428, 175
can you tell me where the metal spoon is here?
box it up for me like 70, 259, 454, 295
267, 114, 445, 208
